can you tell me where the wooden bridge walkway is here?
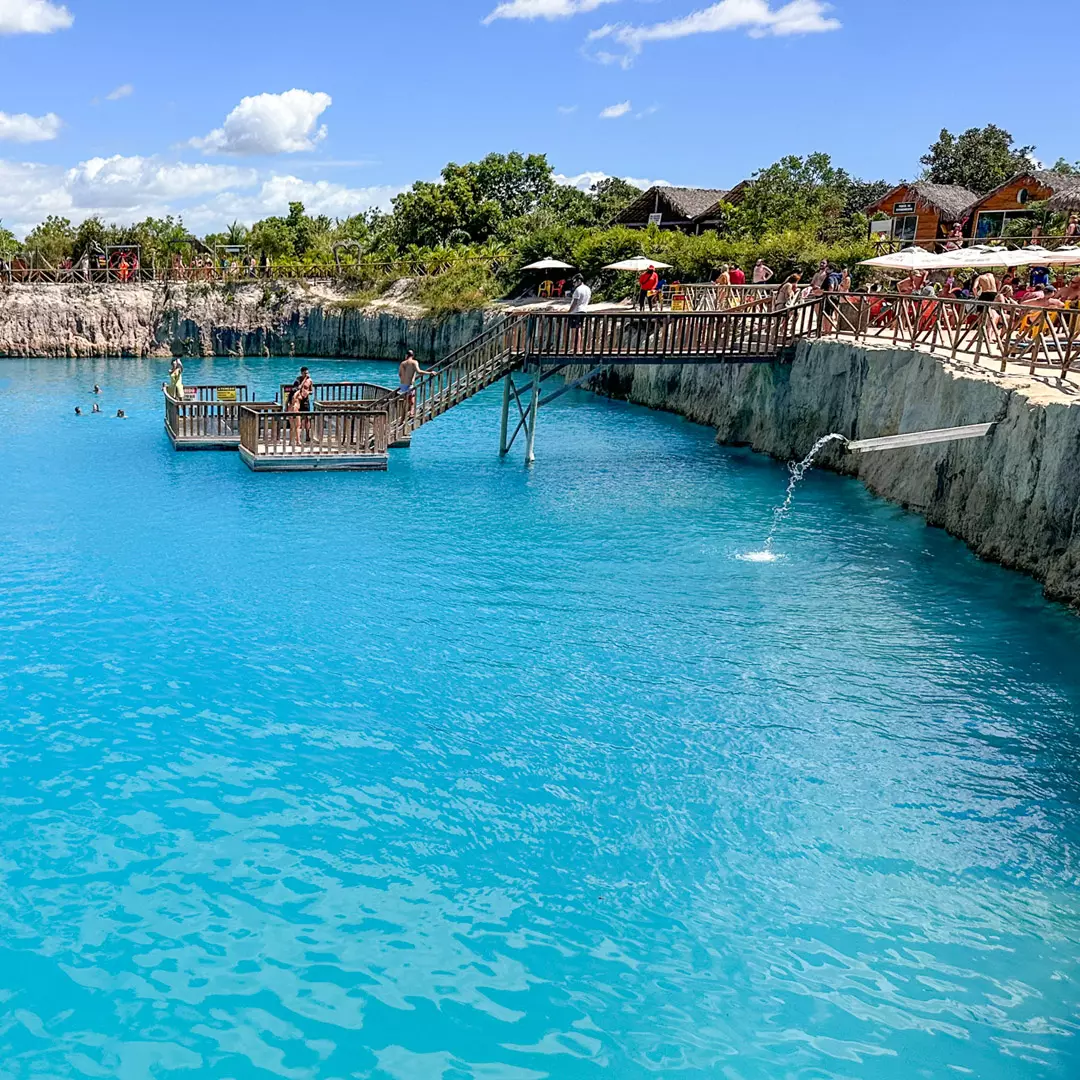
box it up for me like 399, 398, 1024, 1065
164, 289, 1080, 468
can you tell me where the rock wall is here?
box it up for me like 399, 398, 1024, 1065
587, 339, 1080, 608
0, 282, 488, 362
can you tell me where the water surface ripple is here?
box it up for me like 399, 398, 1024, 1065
0, 356, 1078, 1079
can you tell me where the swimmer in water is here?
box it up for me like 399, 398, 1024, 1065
93, 384, 101, 394
74, 406, 82, 415
116, 409, 126, 418
91, 402, 101, 414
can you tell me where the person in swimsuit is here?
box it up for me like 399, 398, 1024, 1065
397, 350, 435, 418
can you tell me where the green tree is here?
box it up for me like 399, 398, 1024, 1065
919, 125, 1034, 195
24, 215, 75, 265
248, 217, 295, 260
591, 177, 641, 223
1052, 157, 1080, 175
444, 152, 554, 220
0, 220, 17, 255
732, 153, 877, 242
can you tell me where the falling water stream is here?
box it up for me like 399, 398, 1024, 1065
740, 432, 849, 561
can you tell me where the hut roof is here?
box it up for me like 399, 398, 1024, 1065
973, 169, 1080, 211
1038, 173, 1080, 212
908, 182, 980, 221
613, 186, 729, 225
864, 182, 979, 222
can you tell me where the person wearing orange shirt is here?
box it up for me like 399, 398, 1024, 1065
637, 266, 659, 311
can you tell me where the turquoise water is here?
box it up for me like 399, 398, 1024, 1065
1, 355, 1079, 1080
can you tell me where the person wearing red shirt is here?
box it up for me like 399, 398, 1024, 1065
638, 266, 659, 310
729, 265, 746, 286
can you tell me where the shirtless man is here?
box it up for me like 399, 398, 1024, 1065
398, 350, 434, 417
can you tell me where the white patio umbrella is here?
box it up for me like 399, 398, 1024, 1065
859, 246, 944, 270
602, 256, 673, 272
520, 257, 575, 271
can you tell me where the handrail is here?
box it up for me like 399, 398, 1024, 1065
520, 302, 821, 361
819, 290, 1080, 375
238, 405, 389, 457
278, 381, 394, 404
163, 387, 267, 442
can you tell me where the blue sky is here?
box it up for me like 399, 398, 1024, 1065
0, 0, 1076, 236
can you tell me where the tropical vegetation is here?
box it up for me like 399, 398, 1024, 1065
0, 125, 1070, 314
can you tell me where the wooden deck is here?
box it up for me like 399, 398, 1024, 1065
164, 385, 269, 450
237, 405, 389, 471
165, 288, 1080, 471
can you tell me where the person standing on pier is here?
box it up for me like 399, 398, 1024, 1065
752, 259, 773, 285
397, 351, 435, 419
637, 265, 659, 311
729, 264, 745, 286
165, 358, 184, 401
568, 275, 592, 353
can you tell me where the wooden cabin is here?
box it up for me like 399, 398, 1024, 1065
863, 182, 978, 247
968, 170, 1080, 240
612, 186, 730, 233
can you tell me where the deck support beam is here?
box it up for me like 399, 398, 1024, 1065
524, 369, 541, 465
498, 373, 512, 456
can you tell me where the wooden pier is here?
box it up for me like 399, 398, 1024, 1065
165, 288, 1080, 470
164, 385, 273, 450
237, 405, 389, 471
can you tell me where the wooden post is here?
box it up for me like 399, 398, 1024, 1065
524, 367, 541, 465
498, 373, 512, 456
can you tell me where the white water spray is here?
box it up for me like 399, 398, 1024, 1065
739, 433, 848, 562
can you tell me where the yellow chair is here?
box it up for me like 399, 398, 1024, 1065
538, 279, 553, 299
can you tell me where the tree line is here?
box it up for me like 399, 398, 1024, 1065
1, 124, 1068, 310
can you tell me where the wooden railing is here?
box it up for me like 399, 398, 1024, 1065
522, 302, 821, 362
662, 282, 789, 311
413, 315, 526, 427
821, 291, 1080, 375
278, 381, 393, 404
1, 254, 508, 287
164, 385, 258, 444
238, 406, 389, 458
313, 394, 412, 443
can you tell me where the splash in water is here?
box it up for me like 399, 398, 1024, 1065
739, 433, 848, 561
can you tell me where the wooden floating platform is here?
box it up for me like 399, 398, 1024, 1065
238, 445, 388, 471
238, 405, 390, 473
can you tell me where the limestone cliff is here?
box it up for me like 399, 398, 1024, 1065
587, 340, 1080, 608
0, 281, 487, 362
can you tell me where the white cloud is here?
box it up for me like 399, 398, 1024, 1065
588, 0, 840, 65
555, 170, 669, 191
183, 176, 401, 231
557, 104, 578, 114
65, 155, 257, 209
190, 89, 332, 156
0, 111, 60, 142
599, 100, 631, 119
0, 0, 72, 34
105, 84, 134, 102
483, 0, 617, 24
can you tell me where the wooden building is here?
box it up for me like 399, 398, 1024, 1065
968, 170, 1080, 239
612, 186, 730, 233
863, 182, 978, 247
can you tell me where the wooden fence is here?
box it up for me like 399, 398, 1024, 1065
164, 385, 257, 447
822, 291, 1080, 374
238, 406, 389, 459
520, 302, 821, 363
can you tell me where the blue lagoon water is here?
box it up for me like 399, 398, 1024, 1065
0, 355, 1079, 1079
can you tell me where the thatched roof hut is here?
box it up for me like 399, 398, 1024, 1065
863, 182, 978, 224
1043, 174, 1080, 213
612, 186, 730, 231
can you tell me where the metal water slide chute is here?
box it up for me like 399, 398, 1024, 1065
844, 423, 996, 454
